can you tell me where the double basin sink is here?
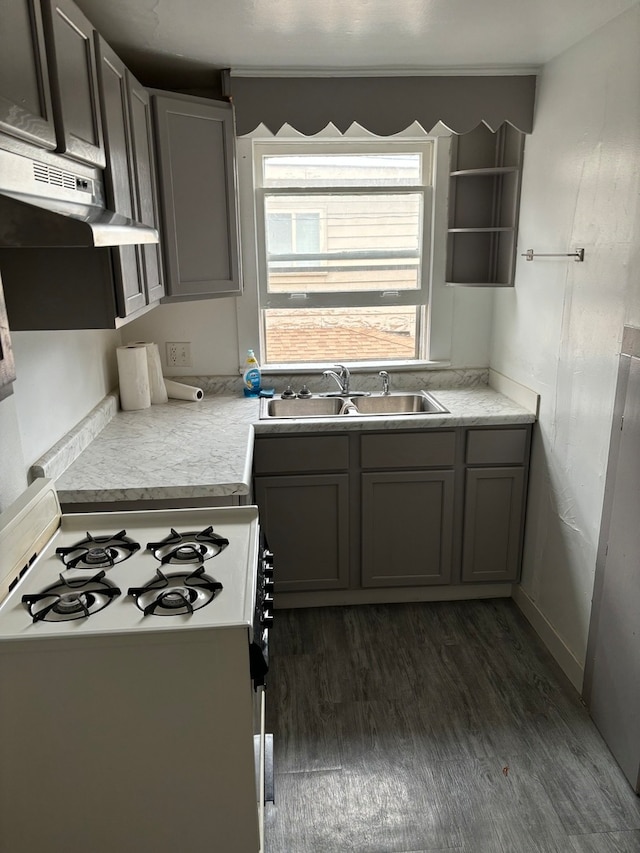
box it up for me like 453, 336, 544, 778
260, 391, 449, 419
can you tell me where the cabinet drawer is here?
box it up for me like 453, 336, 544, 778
360, 431, 456, 469
253, 435, 349, 475
466, 428, 528, 465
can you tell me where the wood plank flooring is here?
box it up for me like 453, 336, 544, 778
264, 599, 640, 853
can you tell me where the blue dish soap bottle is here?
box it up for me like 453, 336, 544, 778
242, 349, 262, 397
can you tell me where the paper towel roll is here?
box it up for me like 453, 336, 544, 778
164, 378, 204, 402
131, 342, 168, 404
117, 345, 151, 411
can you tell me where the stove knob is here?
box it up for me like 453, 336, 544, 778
262, 610, 274, 628
264, 593, 274, 608
263, 550, 274, 567
264, 579, 275, 594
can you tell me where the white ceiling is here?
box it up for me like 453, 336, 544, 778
75, 0, 638, 80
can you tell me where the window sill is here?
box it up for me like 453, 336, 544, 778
261, 359, 450, 375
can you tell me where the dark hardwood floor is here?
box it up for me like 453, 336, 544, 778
264, 599, 640, 853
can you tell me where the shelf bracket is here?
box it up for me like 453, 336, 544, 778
522, 248, 585, 262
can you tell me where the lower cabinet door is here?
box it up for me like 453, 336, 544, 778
361, 470, 455, 587
254, 474, 350, 592
462, 466, 525, 582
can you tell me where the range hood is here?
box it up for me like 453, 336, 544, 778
0, 149, 159, 248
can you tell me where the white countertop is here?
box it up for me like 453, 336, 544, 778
43, 383, 536, 505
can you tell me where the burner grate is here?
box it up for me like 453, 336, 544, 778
128, 566, 223, 616
147, 527, 229, 565
56, 530, 140, 570
22, 571, 121, 622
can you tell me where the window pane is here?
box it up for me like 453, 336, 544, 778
296, 213, 321, 254
266, 213, 292, 255
263, 153, 422, 188
265, 193, 421, 292
264, 307, 418, 363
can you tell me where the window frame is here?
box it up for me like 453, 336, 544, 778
234, 128, 453, 371
254, 140, 432, 317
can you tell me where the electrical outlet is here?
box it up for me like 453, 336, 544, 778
166, 342, 192, 368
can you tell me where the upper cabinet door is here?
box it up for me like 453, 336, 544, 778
41, 0, 105, 167
0, 0, 56, 149
94, 33, 144, 316
153, 93, 241, 300
127, 74, 164, 305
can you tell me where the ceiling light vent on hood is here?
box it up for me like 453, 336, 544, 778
0, 148, 159, 248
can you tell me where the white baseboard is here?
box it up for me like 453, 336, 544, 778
511, 585, 584, 693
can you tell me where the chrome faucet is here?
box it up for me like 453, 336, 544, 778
322, 364, 351, 395
379, 370, 390, 395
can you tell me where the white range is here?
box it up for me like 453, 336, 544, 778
0, 479, 273, 853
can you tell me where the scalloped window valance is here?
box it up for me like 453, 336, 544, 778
223, 73, 536, 137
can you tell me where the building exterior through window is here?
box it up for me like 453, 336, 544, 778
253, 141, 434, 365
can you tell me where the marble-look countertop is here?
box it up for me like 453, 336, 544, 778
47, 385, 535, 505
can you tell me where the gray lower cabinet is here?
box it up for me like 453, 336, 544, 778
360, 430, 456, 587
254, 474, 350, 592
253, 434, 350, 592
462, 467, 525, 582
254, 424, 530, 597
152, 92, 241, 301
461, 427, 530, 583
361, 470, 455, 586
0, 0, 56, 149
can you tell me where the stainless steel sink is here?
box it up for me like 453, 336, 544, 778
261, 397, 345, 418
259, 391, 448, 419
348, 391, 448, 416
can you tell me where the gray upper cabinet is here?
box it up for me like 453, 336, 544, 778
0, 0, 56, 149
152, 92, 241, 301
127, 75, 164, 306
0, 33, 165, 332
95, 35, 164, 318
95, 35, 145, 316
40, 0, 105, 168
446, 124, 524, 287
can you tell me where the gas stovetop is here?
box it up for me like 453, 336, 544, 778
0, 499, 260, 640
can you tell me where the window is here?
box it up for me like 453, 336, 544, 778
267, 211, 322, 269
252, 140, 434, 365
